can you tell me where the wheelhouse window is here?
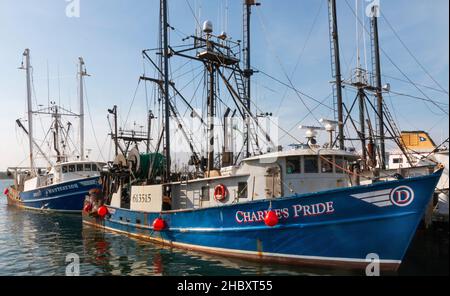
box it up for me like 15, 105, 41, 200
76, 164, 83, 172
393, 158, 403, 164
321, 156, 334, 173
238, 182, 248, 199
304, 156, 318, 173
62, 166, 68, 173
84, 163, 92, 171
68, 165, 76, 173
286, 157, 301, 174
335, 156, 347, 174
201, 186, 210, 201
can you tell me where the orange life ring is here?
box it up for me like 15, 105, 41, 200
214, 184, 227, 202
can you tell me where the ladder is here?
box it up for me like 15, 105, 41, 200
369, 18, 377, 89
382, 103, 401, 141
193, 190, 201, 209
179, 181, 188, 209
383, 103, 414, 166
232, 68, 261, 156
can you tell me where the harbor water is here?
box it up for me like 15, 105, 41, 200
0, 180, 447, 276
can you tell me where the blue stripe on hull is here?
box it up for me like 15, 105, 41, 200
12, 177, 100, 212
83, 170, 442, 269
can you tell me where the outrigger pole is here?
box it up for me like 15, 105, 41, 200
161, 0, 171, 181
328, 0, 345, 150
15, 119, 53, 166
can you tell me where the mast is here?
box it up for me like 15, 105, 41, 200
207, 62, 215, 173
23, 49, 34, 171
78, 57, 87, 160
53, 106, 62, 162
371, 8, 386, 169
329, 0, 345, 150
161, 0, 171, 181
356, 0, 366, 169
243, 0, 259, 157
358, 89, 367, 168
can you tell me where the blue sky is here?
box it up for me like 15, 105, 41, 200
0, 0, 448, 170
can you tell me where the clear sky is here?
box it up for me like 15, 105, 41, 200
0, 0, 448, 170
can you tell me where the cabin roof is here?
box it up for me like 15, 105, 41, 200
243, 148, 358, 162
54, 161, 106, 167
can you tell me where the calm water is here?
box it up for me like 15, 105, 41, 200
0, 180, 448, 276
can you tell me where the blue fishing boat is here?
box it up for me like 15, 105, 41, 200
4, 50, 103, 213
84, 152, 442, 270
82, 0, 445, 271
6, 162, 103, 213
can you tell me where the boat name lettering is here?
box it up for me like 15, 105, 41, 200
235, 201, 334, 224
46, 184, 79, 195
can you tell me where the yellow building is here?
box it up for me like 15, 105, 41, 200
400, 131, 437, 152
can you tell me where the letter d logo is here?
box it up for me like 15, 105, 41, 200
390, 186, 414, 207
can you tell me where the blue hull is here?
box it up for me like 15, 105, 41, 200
83, 170, 442, 270
8, 177, 101, 213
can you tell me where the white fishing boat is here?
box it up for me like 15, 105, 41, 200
4, 50, 103, 213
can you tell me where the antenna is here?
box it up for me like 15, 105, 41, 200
299, 125, 325, 146
320, 118, 338, 148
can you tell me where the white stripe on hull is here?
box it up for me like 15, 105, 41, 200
83, 220, 401, 266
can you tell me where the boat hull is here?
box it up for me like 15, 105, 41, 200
7, 177, 101, 213
83, 170, 442, 271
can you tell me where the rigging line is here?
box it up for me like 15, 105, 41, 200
428, 114, 450, 134
275, 0, 325, 115
388, 90, 449, 107
182, 71, 204, 118
279, 92, 333, 141
424, 137, 450, 159
30, 67, 47, 137
381, 11, 449, 95
143, 58, 149, 112
343, 0, 449, 116
382, 52, 449, 115
255, 9, 321, 124
386, 92, 402, 134
382, 73, 449, 95
255, 68, 334, 112
83, 79, 106, 162
185, 0, 201, 30
64, 127, 81, 157
123, 79, 142, 130
172, 64, 204, 81
170, 59, 193, 76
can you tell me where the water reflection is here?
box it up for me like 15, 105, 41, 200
0, 178, 448, 276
